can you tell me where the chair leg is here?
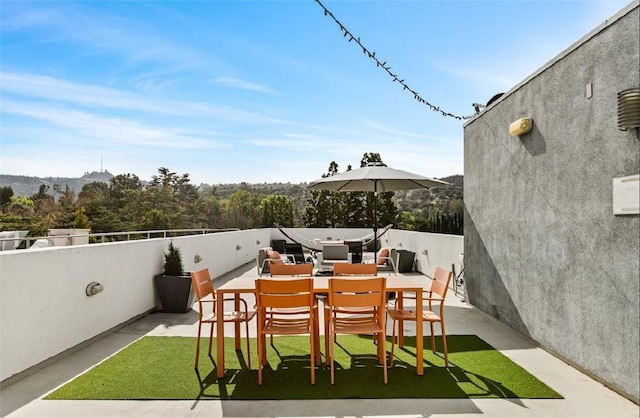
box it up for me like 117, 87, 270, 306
244, 320, 252, 371
312, 306, 321, 366
441, 320, 448, 367
324, 308, 330, 364
257, 330, 263, 385
194, 323, 202, 369
380, 331, 388, 384
389, 318, 397, 367
329, 328, 335, 385
430, 321, 436, 353
208, 322, 214, 357
310, 330, 316, 384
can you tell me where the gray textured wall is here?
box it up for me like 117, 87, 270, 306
463, 3, 639, 402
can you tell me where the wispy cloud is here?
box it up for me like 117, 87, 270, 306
212, 76, 276, 94
2, 99, 223, 149
0, 72, 287, 124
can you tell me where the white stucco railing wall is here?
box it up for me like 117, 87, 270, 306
392, 230, 464, 276
0, 229, 269, 382
0, 227, 460, 383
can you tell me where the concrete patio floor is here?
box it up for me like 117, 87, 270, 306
2, 263, 638, 418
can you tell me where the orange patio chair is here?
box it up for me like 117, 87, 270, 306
326, 277, 388, 384
269, 262, 313, 277
255, 278, 317, 385
323, 262, 379, 351
387, 266, 453, 366
190, 268, 256, 370
333, 262, 378, 276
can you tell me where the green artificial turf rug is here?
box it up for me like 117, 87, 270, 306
46, 335, 562, 400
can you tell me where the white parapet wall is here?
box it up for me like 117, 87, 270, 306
0, 229, 270, 382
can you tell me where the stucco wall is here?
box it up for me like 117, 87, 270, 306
463, 3, 639, 401
0, 229, 267, 382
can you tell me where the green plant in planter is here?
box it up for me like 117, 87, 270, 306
154, 241, 192, 313
163, 241, 184, 276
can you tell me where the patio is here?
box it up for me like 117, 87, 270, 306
2, 260, 638, 418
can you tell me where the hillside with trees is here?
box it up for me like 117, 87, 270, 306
0, 154, 463, 239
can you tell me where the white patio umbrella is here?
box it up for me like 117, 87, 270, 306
308, 161, 450, 255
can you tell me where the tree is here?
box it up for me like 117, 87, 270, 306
143, 167, 199, 229
359, 153, 397, 228
141, 208, 171, 230
109, 174, 142, 203
29, 185, 56, 227
196, 193, 223, 228
6, 196, 34, 216
259, 195, 294, 228
0, 186, 14, 212
72, 206, 91, 229
224, 189, 261, 229
303, 161, 344, 227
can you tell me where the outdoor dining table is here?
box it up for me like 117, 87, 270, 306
215, 275, 426, 379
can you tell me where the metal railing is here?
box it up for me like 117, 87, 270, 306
0, 228, 240, 250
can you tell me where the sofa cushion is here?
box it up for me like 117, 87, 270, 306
266, 249, 284, 264
376, 248, 390, 265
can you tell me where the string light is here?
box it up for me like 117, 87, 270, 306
314, 0, 474, 120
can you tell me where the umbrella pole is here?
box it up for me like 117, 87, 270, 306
373, 182, 378, 256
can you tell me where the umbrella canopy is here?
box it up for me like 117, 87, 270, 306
308, 161, 449, 192
308, 162, 450, 257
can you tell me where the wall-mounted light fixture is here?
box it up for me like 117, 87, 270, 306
194, 255, 202, 263
86, 282, 104, 296
235, 245, 242, 251
256, 240, 261, 245
509, 117, 533, 136
617, 88, 640, 132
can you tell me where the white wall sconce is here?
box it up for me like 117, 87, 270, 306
86, 282, 104, 296
617, 88, 640, 132
509, 117, 533, 136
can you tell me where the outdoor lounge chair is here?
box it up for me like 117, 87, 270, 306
345, 240, 363, 263
317, 244, 349, 268
363, 247, 397, 275
257, 247, 290, 276
284, 242, 312, 265
270, 239, 287, 254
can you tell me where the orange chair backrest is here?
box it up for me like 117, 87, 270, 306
328, 277, 386, 309
333, 263, 377, 276
191, 268, 214, 300
255, 278, 314, 310
430, 266, 453, 299
269, 262, 313, 277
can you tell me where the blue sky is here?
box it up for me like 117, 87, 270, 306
0, 0, 631, 185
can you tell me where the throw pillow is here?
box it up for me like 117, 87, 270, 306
266, 249, 284, 264
377, 248, 390, 265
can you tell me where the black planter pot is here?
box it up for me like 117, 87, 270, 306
154, 274, 193, 313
